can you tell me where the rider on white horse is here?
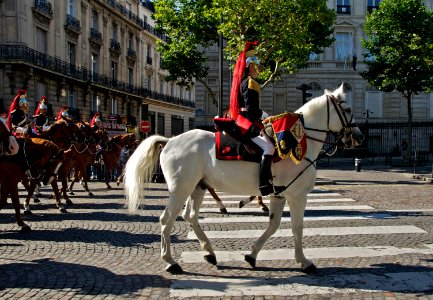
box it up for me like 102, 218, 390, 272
229, 41, 275, 196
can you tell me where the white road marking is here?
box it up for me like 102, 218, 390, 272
180, 244, 433, 263
203, 198, 356, 204
198, 205, 374, 213
187, 225, 426, 239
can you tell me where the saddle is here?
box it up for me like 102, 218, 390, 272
214, 112, 307, 164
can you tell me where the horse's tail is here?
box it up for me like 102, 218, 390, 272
124, 135, 169, 212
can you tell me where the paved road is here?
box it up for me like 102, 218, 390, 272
0, 165, 432, 299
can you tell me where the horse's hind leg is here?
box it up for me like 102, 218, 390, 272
10, 184, 31, 231
245, 195, 286, 268
239, 195, 255, 208
182, 187, 216, 265
257, 196, 269, 212
160, 191, 190, 274
288, 196, 316, 273
51, 178, 67, 213
23, 179, 38, 215
208, 188, 227, 213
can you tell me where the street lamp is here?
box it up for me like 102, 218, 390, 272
296, 84, 312, 105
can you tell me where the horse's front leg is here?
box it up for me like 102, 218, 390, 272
104, 163, 112, 189
10, 183, 31, 231
23, 179, 37, 215
160, 192, 189, 274
51, 178, 67, 213
245, 195, 285, 268
207, 188, 227, 213
182, 188, 216, 265
78, 167, 93, 196
288, 196, 317, 273
257, 196, 269, 212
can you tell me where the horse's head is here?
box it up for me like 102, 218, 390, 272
45, 118, 84, 144
326, 84, 364, 148
78, 121, 101, 144
124, 133, 138, 149
0, 121, 19, 155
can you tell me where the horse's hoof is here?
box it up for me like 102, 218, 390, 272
23, 210, 33, 216
88, 192, 94, 197
69, 191, 75, 195
116, 181, 120, 186
220, 208, 228, 214
239, 202, 244, 208
66, 200, 73, 205
302, 263, 318, 274
166, 264, 184, 275
49, 194, 54, 199
106, 185, 112, 190
204, 254, 217, 265
261, 206, 269, 212
244, 255, 256, 268
59, 207, 67, 213
33, 198, 41, 203
20, 225, 31, 232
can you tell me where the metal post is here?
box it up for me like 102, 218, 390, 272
218, 25, 223, 117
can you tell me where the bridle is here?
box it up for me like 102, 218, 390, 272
304, 94, 358, 149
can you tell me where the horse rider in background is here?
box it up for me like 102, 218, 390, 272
33, 96, 50, 135
7, 89, 36, 137
229, 41, 275, 196
57, 105, 70, 120
90, 112, 105, 163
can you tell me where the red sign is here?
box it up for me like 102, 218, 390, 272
140, 120, 151, 133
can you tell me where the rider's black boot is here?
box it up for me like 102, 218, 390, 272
259, 154, 274, 196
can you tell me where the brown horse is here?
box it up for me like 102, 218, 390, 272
66, 122, 107, 196
101, 133, 137, 189
22, 117, 84, 214
0, 138, 64, 231
0, 120, 19, 156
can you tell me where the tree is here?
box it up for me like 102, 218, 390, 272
153, 0, 335, 105
361, 0, 433, 163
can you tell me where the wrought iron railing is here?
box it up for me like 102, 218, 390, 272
110, 39, 121, 52
65, 14, 81, 33
90, 28, 103, 45
34, 0, 53, 19
127, 48, 137, 60
0, 44, 195, 109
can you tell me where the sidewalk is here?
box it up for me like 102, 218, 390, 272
316, 164, 433, 185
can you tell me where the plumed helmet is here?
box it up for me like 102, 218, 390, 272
39, 103, 48, 110
246, 56, 260, 67
19, 97, 28, 106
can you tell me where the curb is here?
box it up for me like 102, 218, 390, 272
413, 174, 433, 183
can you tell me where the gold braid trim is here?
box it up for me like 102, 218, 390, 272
247, 77, 261, 93
262, 111, 301, 124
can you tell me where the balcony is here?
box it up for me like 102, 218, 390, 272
146, 56, 153, 65
0, 44, 195, 109
32, 0, 53, 24
109, 39, 121, 58
64, 14, 81, 39
337, 5, 351, 15
89, 28, 103, 48
126, 48, 137, 66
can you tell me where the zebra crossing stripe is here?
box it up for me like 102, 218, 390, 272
202, 198, 356, 204
204, 192, 342, 199
198, 205, 374, 213
199, 213, 394, 224
170, 270, 433, 298
186, 225, 426, 239
180, 244, 433, 263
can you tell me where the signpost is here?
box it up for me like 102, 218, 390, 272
140, 120, 151, 133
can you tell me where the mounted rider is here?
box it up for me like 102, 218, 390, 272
57, 105, 70, 120
7, 89, 36, 137
90, 112, 105, 162
33, 96, 50, 134
229, 41, 275, 196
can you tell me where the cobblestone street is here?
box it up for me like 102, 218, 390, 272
0, 165, 432, 299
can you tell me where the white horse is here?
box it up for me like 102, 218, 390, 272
124, 84, 364, 274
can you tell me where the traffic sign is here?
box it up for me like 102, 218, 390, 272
140, 120, 151, 133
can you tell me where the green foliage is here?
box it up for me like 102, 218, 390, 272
153, 0, 335, 88
361, 0, 433, 95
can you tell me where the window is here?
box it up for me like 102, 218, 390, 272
159, 80, 164, 94
111, 61, 118, 80
92, 94, 101, 112
429, 94, 433, 118
147, 44, 152, 58
128, 32, 133, 49
171, 115, 184, 136
309, 52, 319, 61
92, 10, 98, 30
128, 68, 133, 85
68, 88, 76, 108
36, 27, 47, 53
147, 75, 152, 90
111, 98, 118, 115
157, 113, 165, 136
365, 85, 383, 118
67, 0, 76, 16
91, 53, 99, 82
68, 42, 76, 65
335, 32, 354, 61
367, 0, 381, 13
337, 0, 351, 14
112, 22, 118, 41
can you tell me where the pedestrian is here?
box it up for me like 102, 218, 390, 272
229, 41, 275, 196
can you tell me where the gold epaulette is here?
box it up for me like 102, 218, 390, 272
247, 77, 261, 93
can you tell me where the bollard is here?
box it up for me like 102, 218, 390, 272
355, 158, 361, 172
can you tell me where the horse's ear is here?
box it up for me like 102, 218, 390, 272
333, 83, 346, 103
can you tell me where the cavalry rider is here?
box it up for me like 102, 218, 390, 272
7, 89, 36, 137
229, 41, 276, 196
33, 96, 49, 134
90, 112, 105, 162
57, 105, 70, 120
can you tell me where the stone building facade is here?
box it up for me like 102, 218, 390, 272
0, 0, 195, 137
